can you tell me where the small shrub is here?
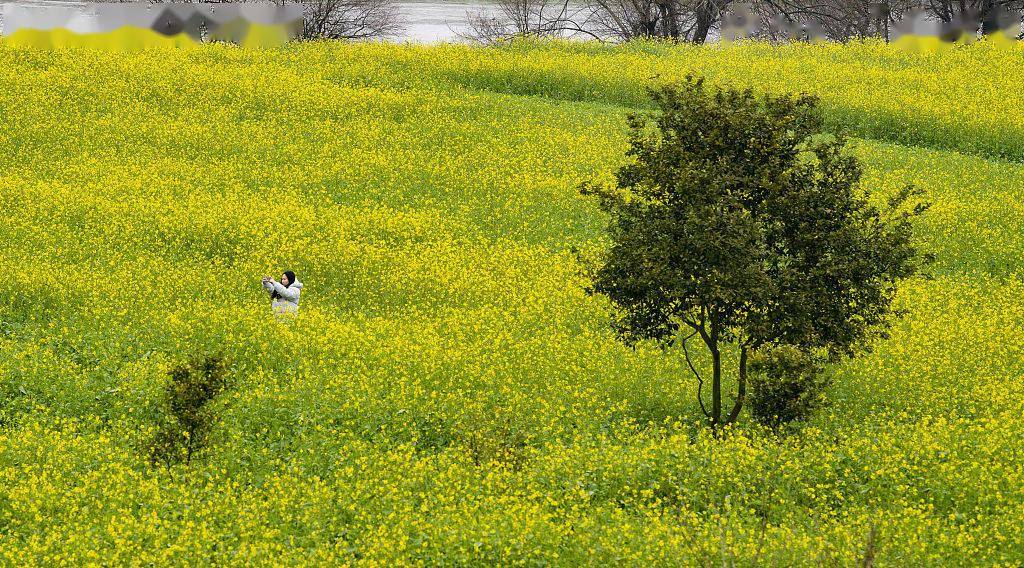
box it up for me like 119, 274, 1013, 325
748, 346, 830, 427
148, 355, 228, 468
462, 415, 530, 470
411, 412, 453, 454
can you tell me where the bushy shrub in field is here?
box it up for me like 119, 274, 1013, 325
148, 354, 228, 467
748, 345, 829, 427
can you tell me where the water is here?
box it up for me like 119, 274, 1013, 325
0, 0, 508, 43
389, 0, 496, 43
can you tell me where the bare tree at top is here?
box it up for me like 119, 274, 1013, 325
299, 0, 403, 39
461, 0, 600, 43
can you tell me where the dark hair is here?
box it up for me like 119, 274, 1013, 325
271, 270, 297, 300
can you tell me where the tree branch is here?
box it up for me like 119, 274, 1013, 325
681, 329, 711, 420
725, 344, 748, 424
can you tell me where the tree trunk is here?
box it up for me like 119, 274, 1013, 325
979, 0, 998, 35
667, 2, 680, 39
726, 345, 747, 425
711, 345, 721, 425
876, 1, 890, 42
656, 0, 681, 39
692, 0, 717, 44
656, 2, 669, 38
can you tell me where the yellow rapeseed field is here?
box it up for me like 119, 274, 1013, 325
0, 38, 1022, 565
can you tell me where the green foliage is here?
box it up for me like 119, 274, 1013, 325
148, 355, 228, 467
748, 345, 829, 427
581, 75, 929, 426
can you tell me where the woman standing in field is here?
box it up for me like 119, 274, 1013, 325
262, 270, 303, 315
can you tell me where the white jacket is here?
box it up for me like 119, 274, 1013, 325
263, 279, 303, 314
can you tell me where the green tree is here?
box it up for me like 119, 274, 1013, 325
580, 76, 929, 428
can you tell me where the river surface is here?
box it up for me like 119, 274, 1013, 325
387, 0, 498, 42
1, 0, 517, 43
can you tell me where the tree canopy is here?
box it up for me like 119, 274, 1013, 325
581, 76, 930, 427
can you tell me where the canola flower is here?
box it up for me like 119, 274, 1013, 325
0, 39, 1023, 565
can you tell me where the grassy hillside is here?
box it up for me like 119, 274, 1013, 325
0, 39, 1022, 565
